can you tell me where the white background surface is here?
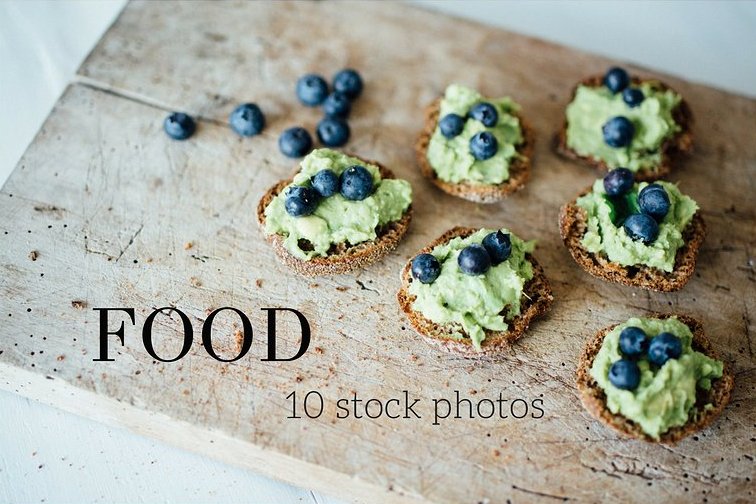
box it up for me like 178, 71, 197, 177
1, 1, 754, 503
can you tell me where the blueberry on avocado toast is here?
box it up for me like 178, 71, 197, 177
559, 169, 705, 291
398, 227, 553, 356
416, 84, 534, 203
557, 66, 693, 180
577, 314, 732, 444
258, 149, 412, 276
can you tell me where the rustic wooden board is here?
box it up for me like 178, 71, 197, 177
1, 1, 754, 502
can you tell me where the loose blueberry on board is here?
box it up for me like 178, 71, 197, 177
469, 102, 499, 127
457, 244, 491, 276
623, 213, 659, 244
333, 69, 363, 99
411, 254, 441, 284
622, 88, 645, 108
163, 112, 196, 140
602, 116, 635, 148
647, 332, 683, 366
278, 127, 313, 158
619, 326, 649, 359
322, 92, 352, 118
603, 67, 630, 94
316, 117, 350, 147
638, 184, 671, 221
608, 359, 641, 390
603, 168, 635, 197
296, 74, 329, 106
311, 169, 340, 197
482, 231, 512, 265
284, 186, 319, 217
439, 113, 465, 139
229, 103, 265, 137
469, 131, 498, 160
340, 165, 373, 201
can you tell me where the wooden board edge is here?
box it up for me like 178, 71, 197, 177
0, 363, 428, 504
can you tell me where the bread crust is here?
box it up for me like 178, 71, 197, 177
576, 313, 734, 444
554, 75, 694, 181
415, 99, 535, 203
397, 226, 553, 358
558, 188, 706, 292
257, 157, 412, 277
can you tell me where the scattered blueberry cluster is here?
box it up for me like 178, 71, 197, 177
439, 102, 500, 161
603, 168, 671, 244
411, 230, 512, 284
609, 326, 683, 390
162, 68, 363, 154
284, 165, 374, 217
279, 69, 364, 158
164, 103, 266, 141
601, 67, 645, 149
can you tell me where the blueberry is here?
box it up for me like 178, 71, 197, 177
322, 92, 351, 118
603, 168, 635, 197
411, 254, 441, 284
647, 332, 683, 366
278, 127, 313, 158
623, 213, 659, 244
604, 67, 630, 94
229, 103, 265, 137
332, 69, 363, 99
163, 112, 196, 140
638, 184, 670, 221
457, 244, 491, 276
339, 165, 373, 201
602, 116, 635, 148
296, 74, 328, 106
469, 131, 498, 160
316, 117, 350, 147
482, 231, 512, 265
439, 113, 465, 139
622, 88, 645, 108
311, 169, 340, 197
608, 359, 641, 390
469, 102, 499, 127
284, 186, 319, 217
619, 326, 649, 358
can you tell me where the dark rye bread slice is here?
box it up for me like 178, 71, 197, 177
256, 158, 412, 277
397, 226, 553, 358
554, 75, 694, 181
415, 99, 535, 203
576, 313, 734, 445
559, 189, 706, 292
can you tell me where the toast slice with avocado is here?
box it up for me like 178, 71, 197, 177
576, 313, 733, 444
397, 226, 553, 357
554, 69, 693, 182
257, 150, 412, 276
415, 87, 535, 204
559, 181, 706, 292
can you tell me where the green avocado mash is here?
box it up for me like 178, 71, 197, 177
426, 84, 524, 185
577, 179, 697, 272
590, 316, 723, 439
408, 228, 535, 350
264, 149, 412, 260
565, 82, 682, 173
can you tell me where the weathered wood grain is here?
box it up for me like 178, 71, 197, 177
1, 1, 754, 502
